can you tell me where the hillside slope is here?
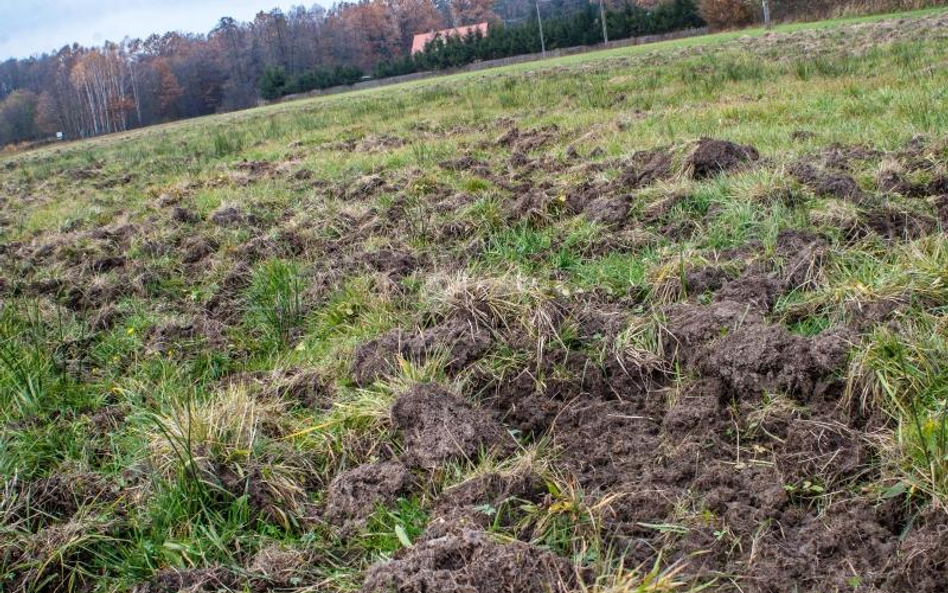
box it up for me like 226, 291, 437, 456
2, 7, 948, 593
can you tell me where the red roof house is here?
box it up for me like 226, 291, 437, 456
411, 22, 489, 55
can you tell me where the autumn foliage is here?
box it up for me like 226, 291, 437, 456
699, 0, 756, 30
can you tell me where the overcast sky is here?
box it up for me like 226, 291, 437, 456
1, 1, 325, 60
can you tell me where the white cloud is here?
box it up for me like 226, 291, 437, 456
0, 0, 323, 59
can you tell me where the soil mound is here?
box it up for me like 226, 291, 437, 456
687, 138, 759, 179
181, 236, 218, 264
9, 472, 119, 530
790, 162, 866, 201
775, 229, 828, 289
713, 271, 785, 311
858, 206, 936, 241
777, 418, 871, 488
425, 472, 545, 538
352, 317, 492, 386
247, 543, 320, 587
584, 195, 630, 226
324, 461, 414, 533
694, 323, 851, 401
554, 398, 662, 490
391, 383, 514, 470
271, 368, 332, 410
474, 351, 635, 436
885, 509, 948, 593
620, 148, 673, 188
209, 204, 247, 226
745, 500, 897, 593
362, 248, 419, 278
682, 265, 735, 296
132, 567, 244, 593
665, 300, 766, 366
361, 528, 574, 593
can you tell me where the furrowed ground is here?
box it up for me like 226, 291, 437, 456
2, 7, 948, 593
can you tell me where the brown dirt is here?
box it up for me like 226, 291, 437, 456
693, 323, 851, 402
89, 303, 125, 331
932, 194, 948, 226
686, 138, 759, 179
776, 417, 872, 489
885, 508, 948, 593
3, 516, 124, 592
91, 255, 126, 273
361, 528, 575, 593
504, 189, 557, 224
821, 143, 881, 170
439, 156, 491, 175
7, 472, 119, 531
472, 351, 658, 437
425, 471, 546, 539
351, 317, 492, 386
877, 168, 919, 195
247, 542, 321, 588
269, 368, 333, 410
204, 261, 252, 322
554, 397, 662, 490
61, 275, 133, 311
347, 174, 387, 200
171, 206, 200, 223
132, 567, 245, 593
619, 148, 674, 188
743, 500, 898, 593
596, 484, 683, 566
583, 195, 630, 226
391, 383, 515, 471
494, 125, 559, 153
361, 247, 420, 278
144, 317, 226, 354
569, 301, 632, 344
665, 299, 766, 366
775, 229, 828, 290
209, 204, 252, 227
324, 461, 414, 534
196, 451, 315, 528
180, 236, 218, 264
856, 206, 937, 241
790, 161, 867, 202
682, 265, 735, 295
713, 271, 785, 311
690, 460, 788, 540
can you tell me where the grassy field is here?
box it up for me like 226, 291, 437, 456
2, 6, 948, 593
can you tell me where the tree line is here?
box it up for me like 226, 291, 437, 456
1, 0, 703, 146
2, 0, 928, 147
0, 0, 486, 147
262, 0, 703, 99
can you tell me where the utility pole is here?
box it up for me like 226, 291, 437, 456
536, 1, 546, 57
600, 0, 609, 44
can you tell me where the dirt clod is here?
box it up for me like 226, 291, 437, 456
584, 195, 630, 226
687, 138, 759, 179
694, 323, 851, 401
324, 461, 414, 533
352, 317, 492, 386
391, 383, 514, 470
361, 528, 575, 593
132, 567, 243, 593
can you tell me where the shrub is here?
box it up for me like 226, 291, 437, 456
258, 67, 288, 101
